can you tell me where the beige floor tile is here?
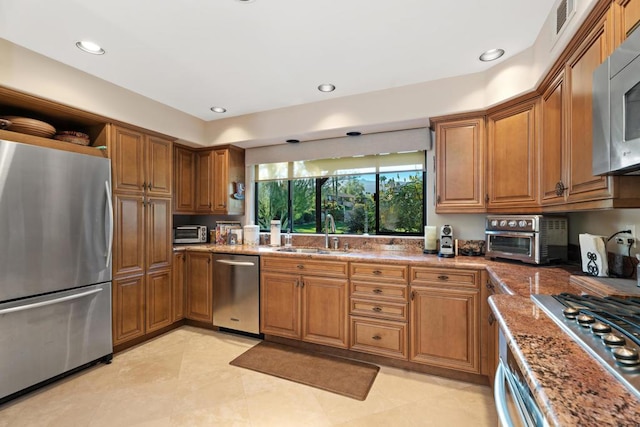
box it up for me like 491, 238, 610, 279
0, 327, 498, 427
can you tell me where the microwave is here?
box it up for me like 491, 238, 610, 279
174, 225, 208, 244
485, 215, 567, 265
593, 27, 640, 175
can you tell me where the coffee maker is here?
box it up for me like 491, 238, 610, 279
438, 225, 455, 258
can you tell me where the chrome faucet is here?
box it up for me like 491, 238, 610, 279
324, 213, 336, 248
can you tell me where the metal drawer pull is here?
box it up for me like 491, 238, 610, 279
372, 270, 382, 275
437, 275, 449, 280
300, 280, 305, 288
297, 264, 304, 269
488, 313, 496, 326
372, 335, 382, 340
373, 289, 383, 294
372, 306, 383, 312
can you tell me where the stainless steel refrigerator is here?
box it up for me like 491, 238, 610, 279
0, 139, 113, 403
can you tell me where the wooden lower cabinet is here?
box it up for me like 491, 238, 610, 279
113, 274, 145, 345
409, 286, 480, 373
146, 269, 173, 333
185, 251, 213, 322
260, 258, 349, 349
172, 251, 186, 322
350, 316, 408, 360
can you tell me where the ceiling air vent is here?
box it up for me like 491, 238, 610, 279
551, 0, 576, 47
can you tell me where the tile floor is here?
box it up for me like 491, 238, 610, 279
0, 326, 498, 426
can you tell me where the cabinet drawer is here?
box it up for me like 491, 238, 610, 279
350, 280, 408, 302
350, 316, 408, 360
410, 267, 479, 289
350, 298, 407, 322
350, 262, 408, 283
261, 256, 348, 278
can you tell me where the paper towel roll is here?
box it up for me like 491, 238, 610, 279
579, 233, 608, 277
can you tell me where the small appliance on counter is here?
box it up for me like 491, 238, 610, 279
438, 225, 455, 258
485, 215, 568, 264
173, 225, 208, 244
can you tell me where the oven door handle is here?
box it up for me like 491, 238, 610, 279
486, 230, 536, 238
495, 360, 542, 427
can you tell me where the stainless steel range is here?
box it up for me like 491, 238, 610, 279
531, 293, 640, 400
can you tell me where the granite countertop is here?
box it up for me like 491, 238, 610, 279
174, 243, 640, 425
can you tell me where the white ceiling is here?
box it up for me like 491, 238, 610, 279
0, 0, 557, 121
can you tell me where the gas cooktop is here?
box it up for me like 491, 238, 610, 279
531, 293, 640, 400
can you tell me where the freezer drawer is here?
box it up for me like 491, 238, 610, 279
213, 254, 260, 334
0, 282, 113, 402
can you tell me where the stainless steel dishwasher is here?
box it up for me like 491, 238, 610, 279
212, 254, 260, 334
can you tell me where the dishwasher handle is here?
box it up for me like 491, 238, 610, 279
215, 259, 256, 267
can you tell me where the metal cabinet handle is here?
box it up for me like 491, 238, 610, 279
555, 181, 566, 196
372, 270, 382, 275
372, 335, 382, 341
373, 288, 383, 294
485, 194, 490, 203
208, 202, 212, 208
411, 291, 416, 301
297, 264, 304, 269
142, 182, 147, 190
148, 182, 152, 190
372, 306, 383, 313
436, 195, 441, 203
300, 280, 305, 288
437, 275, 449, 280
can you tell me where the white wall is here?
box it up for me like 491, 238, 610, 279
0, 38, 205, 145
569, 210, 640, 257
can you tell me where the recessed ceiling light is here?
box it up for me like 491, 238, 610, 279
479, 49, 505, 62
286, 139, 300, 144
75, 40, 105, 55
210, 106, 227, 113
318, 83, 336, 92
346, 131, 361, 137
235, 0, 256, 3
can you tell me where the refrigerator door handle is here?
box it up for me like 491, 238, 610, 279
0, 288, 103, 315
105, 180, 114, 269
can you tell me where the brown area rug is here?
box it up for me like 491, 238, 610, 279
229, 341, 379, 400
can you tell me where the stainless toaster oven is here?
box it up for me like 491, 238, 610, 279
173, 225, 208, 244
485, 215, 567, 264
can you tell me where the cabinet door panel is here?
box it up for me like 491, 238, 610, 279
410, 287, 479, 373
260, 272, 300, 339
146, 136, 172, 197
566, 12, 614, 202
186, 252, 213, 322
146, 269, 172, 332
172, 252, 185, 321
195, 151, 214, 212
113, 274, 145, 345
435, 117, 485, 212
487, 101, 539, 208
302, 277, 349, 348
174, 146, 196, 213
541, 72, 567, 205
112, 127, 145, 194
113, 193, 145, 277
146, 197, 172, 271
212, 149, 229, 214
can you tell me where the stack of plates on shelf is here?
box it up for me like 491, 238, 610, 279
0, 116, 56, 138
54, 131, 90, 146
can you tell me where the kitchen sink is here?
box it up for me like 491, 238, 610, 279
274, 247, 347, 255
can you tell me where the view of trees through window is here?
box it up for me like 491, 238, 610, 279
256, 171, 424, 235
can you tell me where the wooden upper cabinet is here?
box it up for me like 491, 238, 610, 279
112, 126, 145, 194
486, 99, 540, 211
174, 145, 196, 213
195, 150, 214, 212
565, 9, 615, 204
540, 71, 567, 205
212, 149, 229, 214
112, 125, 173, 197
617, 0, 640, 39
433, 116, 486, 213
146, 135, 173, 197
